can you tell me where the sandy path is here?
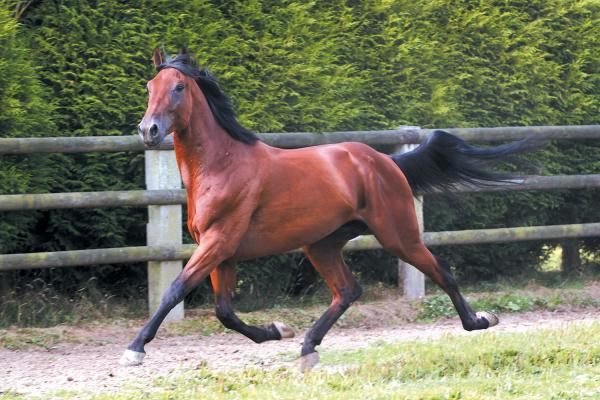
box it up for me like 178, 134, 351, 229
2, 309, 600, 396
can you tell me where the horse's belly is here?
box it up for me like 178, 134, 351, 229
233, 205, 350, 260
232, 144, 368, 260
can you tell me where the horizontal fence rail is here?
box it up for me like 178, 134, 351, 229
2, 124, 600, 313
346, 223, 600, 250
0, 245, 197, 271
1, 174, 599, 211
0, 189, 187, 211
423, 223, 600, 246
1, 125, 599, 154
1, 222, 599, 271
447, 174, 600, 193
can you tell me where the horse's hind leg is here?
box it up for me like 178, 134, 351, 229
404, 245, 498, 331
299, 233, 363, 372
367, 206, 498, 331
210, 261, 294, 342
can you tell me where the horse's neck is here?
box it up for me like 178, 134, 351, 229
173, 105, 243, 190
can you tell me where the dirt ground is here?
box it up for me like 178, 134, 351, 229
2, 308, 600, 397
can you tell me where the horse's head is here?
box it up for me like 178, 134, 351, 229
138, 48, 196, 147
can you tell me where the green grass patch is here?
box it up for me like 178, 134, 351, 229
2, 282, 597, 350
418, 285, 599, 321
0, 327, 80, 350
0, 393, 26, 400
0, 281, 146, 329
418, 293, 538, 321
46, 322, 600, 399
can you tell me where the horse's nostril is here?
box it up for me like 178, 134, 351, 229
149, 124, 159, 137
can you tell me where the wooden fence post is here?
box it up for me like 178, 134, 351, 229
145, 149, 184, 320
395, 126, 425, 299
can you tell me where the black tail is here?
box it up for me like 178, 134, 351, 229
391, 130, 541, 195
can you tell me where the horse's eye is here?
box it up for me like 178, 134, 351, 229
175, 83, 185, 92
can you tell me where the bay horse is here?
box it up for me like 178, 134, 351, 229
120, 48, 534, 371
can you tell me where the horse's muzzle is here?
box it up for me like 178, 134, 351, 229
139, 122, 166, 147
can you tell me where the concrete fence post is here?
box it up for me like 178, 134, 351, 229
145, 149, 184, 320
395, 126, 425, 299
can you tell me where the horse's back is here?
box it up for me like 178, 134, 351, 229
330, 141, 413, 200
259, 141, 413, 213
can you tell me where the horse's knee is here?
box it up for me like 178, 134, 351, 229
215, 303, 281, 343
215, 304, 239, 330
337, 284, 363, 309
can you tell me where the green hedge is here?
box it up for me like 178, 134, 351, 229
0, 0, 598, 306
0, 6, 60, 254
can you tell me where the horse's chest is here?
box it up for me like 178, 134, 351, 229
185, 179, 251, 240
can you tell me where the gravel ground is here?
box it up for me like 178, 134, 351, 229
2, 309, 600, 397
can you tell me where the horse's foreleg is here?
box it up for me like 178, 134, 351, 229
211, 261, 294, 342
300, 238, 363, 372
118, 273, 192, 366
119, 239, 227, 366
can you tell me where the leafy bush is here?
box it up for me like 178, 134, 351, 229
0, 6, 58, 252
0, 0, 598, 322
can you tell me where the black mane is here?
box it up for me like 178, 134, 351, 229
157, 53, 259, 145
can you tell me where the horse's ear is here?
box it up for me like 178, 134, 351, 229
180, 47, 189, 55
152, 48, 164, 69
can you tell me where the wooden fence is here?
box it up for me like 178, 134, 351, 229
1, 125, 599, 319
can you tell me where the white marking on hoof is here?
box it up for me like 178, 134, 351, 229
119, 349, 146, 366
274, 322, 295, 339
477, 311, 499, 327
299, 352, 320, 373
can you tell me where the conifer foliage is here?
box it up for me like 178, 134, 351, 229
0, 6, 58, 253
0, 0, 598, 304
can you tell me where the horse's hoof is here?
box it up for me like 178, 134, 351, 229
477, 311, 499, 328
119, 349, 146, 366
274, 322, 295, 339
299, 352, 320, 373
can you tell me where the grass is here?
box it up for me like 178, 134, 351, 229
1, 280, 598, 351
0, 327, 75, 350
12, 321, 599, 399
417, 290, 594, 321
0, 279, 145, 329
418, 278, 600, 321
171, 280, 600, 339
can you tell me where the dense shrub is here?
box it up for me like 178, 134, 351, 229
0, 0, 598, 314
0, 6, 57, 251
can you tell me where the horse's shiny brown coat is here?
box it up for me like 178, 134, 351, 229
146, 66, 430, 280
127, 50, 496, 363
